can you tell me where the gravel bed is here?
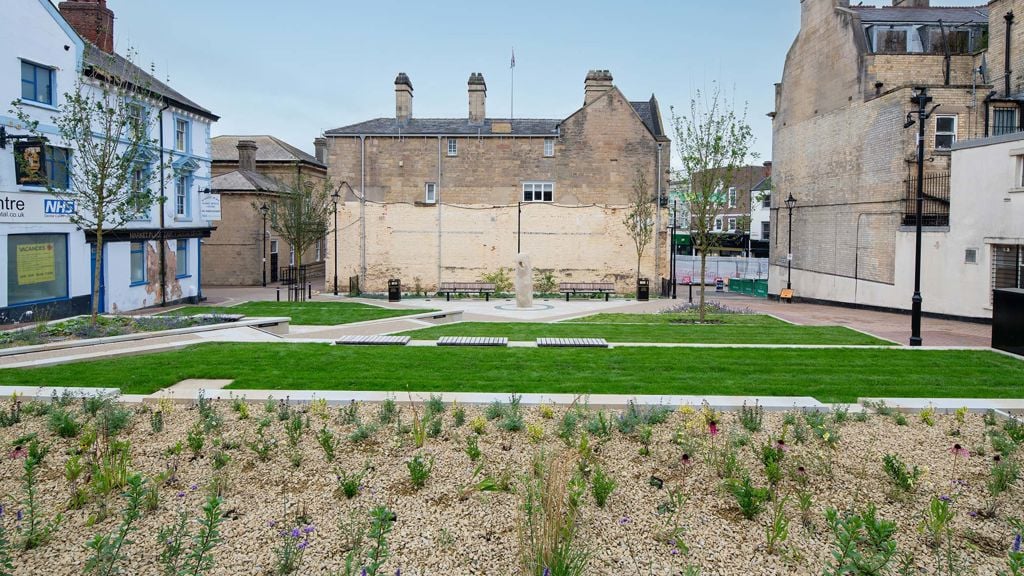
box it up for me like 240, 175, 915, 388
0, 396, 1021, 575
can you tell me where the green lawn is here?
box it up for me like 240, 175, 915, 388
1, 343, 1020, 403
574, 313, 786, 325
163, 301, 435, 326
396, 320, 890, 345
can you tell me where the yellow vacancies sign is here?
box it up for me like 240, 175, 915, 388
16, 243, 56, 285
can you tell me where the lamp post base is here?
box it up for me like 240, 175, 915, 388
910, 292, 923, 347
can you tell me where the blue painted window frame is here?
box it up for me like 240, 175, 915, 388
6, 233, 69, 306
45, 146, 70, 189
175, 239, 190, 278
21, 60, 54, 105
130, 241, 147, 285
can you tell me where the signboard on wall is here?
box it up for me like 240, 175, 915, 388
0, 192, 74, 223
199, 193, 221, 221
16, 242, 56, 284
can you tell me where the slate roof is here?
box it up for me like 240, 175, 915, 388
211, 170, 284, 194
83, 43, 218, 120
851, 5, 987, 25
752, 176, 772, 192
212, 135, 324, 167
326, 99, 664, 138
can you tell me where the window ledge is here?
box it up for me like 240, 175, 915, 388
1009, 187, 1024, 194
129, 280, 147, 287
933, 149, 952, 156
18, 185, 69, 193
19, 100, 59, 113
415, 201, 437, 207
175, 274, 192, 280
173, 216, 192, 222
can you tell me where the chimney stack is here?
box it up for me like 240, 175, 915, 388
314, 137, 328, 164
892, 0, 929, 7
58, 0, 115, 54
584, 70, 614, 105
395, 73, 413, 122
763, 161, 772, 178
468, 73, 486, 125
237, 140, 257, 172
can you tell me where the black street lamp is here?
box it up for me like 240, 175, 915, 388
331, 185, 342, 296
670, 199, 678, 299
784, 192, 797, 292
259, 203, 269, 287
904, 86, 939, 347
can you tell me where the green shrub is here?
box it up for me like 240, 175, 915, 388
882, 454, 921, 493
406, 453, 433, 489
48, 408, 81, 438
591, 465, 616, 508
726, 475, 771, 520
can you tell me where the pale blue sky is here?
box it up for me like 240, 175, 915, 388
102, 0, 973, 164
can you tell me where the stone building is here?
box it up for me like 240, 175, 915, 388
322, 70, 671, 293
206, 136, 327, 286
771, 0, 992, 316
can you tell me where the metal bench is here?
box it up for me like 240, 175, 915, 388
437, 336, 508, 347
558, 282, 615, 302
438, 282, 496, 302
537, 337, 609, 348
335, 335, 411, 346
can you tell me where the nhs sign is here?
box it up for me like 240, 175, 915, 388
44, 199, 76, 216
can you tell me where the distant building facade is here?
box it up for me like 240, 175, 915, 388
207, 136, 327, 286
1, 0, 217, 323
322, 70, 671, 293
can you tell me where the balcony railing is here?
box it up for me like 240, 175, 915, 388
902, 171, 949, 227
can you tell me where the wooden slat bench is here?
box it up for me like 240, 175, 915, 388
437, 336, 508, 347
335, 335, 411, 346
438, 282, 496, 302
537, 337, 609, 348
559, 282, 615, 301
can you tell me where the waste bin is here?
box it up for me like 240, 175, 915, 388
993, 288, 1024, 356
388, 279, 401, 302
637, 278, 650, 301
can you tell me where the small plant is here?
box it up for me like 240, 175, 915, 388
832, 405, 850, 424
377, 398, 398, 425
232, 398, 250, 420
918, 495, 955, 549
336, 467, 366, 499
48, 407, 81, 438
739, 401, 763, 433
797, 489, 814, 531
19, 440, 62, 550
187, 423, 205, 457
426, 416, 443, 438
316, 426, 338, 462
288, 450, 303, 469
518, 454, 589, 575
882, 454, 922, 493
424, 394, 445, 418
485, 400, 506, 421
465, 435, 482, 461
893, 413, 908, 427
83, 474, 146, 576
990, 430, 1018, 458
526, 424, 545, 443
285, 413, 304, 448
308, 398, 328, 421
955, 406, 968, 426
500, 409, 525, 433
637, 425, 653, 456
558, 409, 581, 445
157, 493, 224, 576
470, 416, 487, 435
452, 403, 466, 427
920, 406, 936, 427
586, 411, 613, 438
272, 523, 315, 575
407, 453, 434, 489
348, 423, 377, 444
986, 457, 1021, 517
0, 506, 13, 576
765, 494, 790, 555
823, 504, 900, 576
65, 453, 88, 510
340, 400, 360, 426
340, 506, 395, 576
539, 404, 555, 420
459, 462, 513, 499
248, 428, 276, 462
999, 518, 1023, 576
150, 410, 164, 433
264, 397, 276, 414
984, 409, 999, 426
725, 475, 770, 520
211, 450, 230, 471
591, 464, 616, 508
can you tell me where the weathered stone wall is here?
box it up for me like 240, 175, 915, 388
865, 54, 980, 90
327, 202, 666, 293
988, 0, 1024, 97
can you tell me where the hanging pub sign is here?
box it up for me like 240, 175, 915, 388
14, 140, 48, 186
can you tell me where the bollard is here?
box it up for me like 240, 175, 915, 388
688, 282, 693, 304
276, 287, 280, 302
307, 283, 311, 300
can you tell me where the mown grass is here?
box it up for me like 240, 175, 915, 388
1, 343, 1020, 403
573, 313, 783, 325
163, 301, 434, 326
396, 320, 890, 345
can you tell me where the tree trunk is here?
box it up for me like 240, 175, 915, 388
92, 231, 103, 324
698, 250, 707, 323
636, 254, 641, 295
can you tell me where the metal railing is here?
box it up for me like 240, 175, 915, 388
902, 171, 950, 227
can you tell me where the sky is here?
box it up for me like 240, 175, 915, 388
101, 0, 976, 165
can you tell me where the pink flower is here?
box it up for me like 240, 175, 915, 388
708, 420, 719, 437
950, 444, 969, 458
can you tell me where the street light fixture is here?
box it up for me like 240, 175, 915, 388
784, 192, 797, 292
331, 185, 342, 296
906, 86, 940, 347
259, 202, 269, 288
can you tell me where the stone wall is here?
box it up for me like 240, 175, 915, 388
987, 0, 1024, 97
327, 201, 666, 294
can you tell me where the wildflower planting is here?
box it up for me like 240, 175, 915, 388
0, 393, 1019, 575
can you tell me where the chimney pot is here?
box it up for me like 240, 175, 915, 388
584, 69, 614, 105
314, 138, 328, 164
237, 140, 258, 173
58, 0, 115, 54
395, 72, 413, 122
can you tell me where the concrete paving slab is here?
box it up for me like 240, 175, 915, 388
859, 397, 1024, 412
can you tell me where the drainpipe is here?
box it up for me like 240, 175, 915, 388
1005, 11, 1014, 97
984, 91, 996, 136
158, 101, 170, 307
359, 135, 366, 288
437, 136, 442, 287
655, 143, 662, 282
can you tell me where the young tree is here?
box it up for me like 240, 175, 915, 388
622, 167, 655, 288
263, 176, 337, 285
12, 49, 160, 322
671, 85, 756, 321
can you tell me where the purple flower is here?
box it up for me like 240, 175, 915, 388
290, 527, 301, 539
671, 548, 680, 556
190, 483, 198, 491
395, 571, 400, 576
543, 569, 550, 576
303, 525, 315, 534
668, 539, 676, 547
177, 491, 186, 498
362, 569, 368, 576
297, 540, 308, 550
268, 520, 277, 528
1014, 533, 1022, 553
618, 516, 630, 525
0, 504, 4, 517
16, 510, 22, 522
939, 495, 952, 503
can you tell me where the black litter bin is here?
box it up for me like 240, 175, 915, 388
637, 278, 650, 301
993, 288, 1024, 356
388, 279, 401, 302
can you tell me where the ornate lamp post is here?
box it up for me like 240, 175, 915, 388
259, 203, 269, 287
904, 86, 939, 347
784, 192, 797, 291
331, 186, 341, 296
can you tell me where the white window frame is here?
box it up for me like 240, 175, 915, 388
289, 246, 295, 266
934, 115, 957, 150
761, 221, 771, 241
714, 217, 723, 231
761, 192, 771, 208
727, 187, 737, 208
447, 138, 457, 157
727, 217, 737, 231
424, 182, 437, 204
543, 138, 555, 157
175, 239, 189, 278
174, 118, 189, 152
965, 247, 978, 264
270, 240, 279, 254
522, 181, 554, 203
315, 239, 322, 261
130, 241, 146, 285
174, 175, 189, 218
